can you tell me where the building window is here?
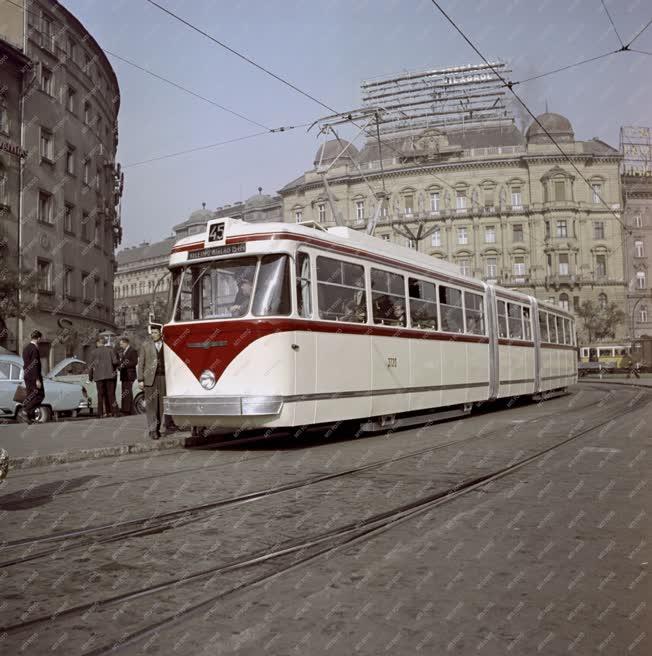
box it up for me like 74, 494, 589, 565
458, 257, 471, 277
556, 220, 568, 238
457, 226, 468, 245
513, 256, 526, 279
317, 203, 326, 222
559, 293, 569, 311
40, 128, 53, 161
84, 101, 91, 124
64, 203, 74, 233
591, 183, 602, 204
456, 190, 467, 211
595, 254, 607, 278
635, 240, 644, 258
37, 259, 52, 292
94, 219, 101, 247
598, 293, 607, 309
83, 158, 90, 185
66, 36, 76, 61
485, 256, 497, 279
66, 86, 76, 114
430, 192, 440, 212
484, 188, 494, 209
573, 295, 580, 312
64, 267, 73, 297
380, 234, 390, 241
431, 227, 441, 247
511, 186, 522, 208
512, 223, 523, 242
95, 169, 101, 192
41, 14, 55, 50
636, 271, 646, 289
40, 65, 53, 95
593, 221, 605, 240
294, 209, 303, 223
81, 212, 89, 241
38, 191, 53, 223
380, 200, 388, 217
559, 253, 569, 276
355, 200, 364, 221
634, 215, 642, 228
0, 171, 6, 205
554, 180, 566, 201
94, 277, 100, 302
545, 220, 550, 239
640, 306, 648, 323
66, 146, 75, 175
0, 106, 8, 133
485, 226, 496, 243
404, 194, 414, 215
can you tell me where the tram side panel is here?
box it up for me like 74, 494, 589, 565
292, 329, 317, 427
497, 343, 536, 398
370, 334, 411, 417
409, 337, 443, 412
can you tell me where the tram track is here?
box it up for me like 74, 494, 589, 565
1, 384, 648, 651
0, 388, 602, 567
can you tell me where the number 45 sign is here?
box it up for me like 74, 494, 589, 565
208, 222, 225, 242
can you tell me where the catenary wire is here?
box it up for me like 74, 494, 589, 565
511, 50, 619, 86
427, 0, 631, 236
601, 0, 625, 48
625, 15, 652, 47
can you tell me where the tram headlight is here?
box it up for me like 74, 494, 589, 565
199, 369, 216, 390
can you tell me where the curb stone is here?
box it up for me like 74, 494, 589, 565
9, 432, 220, 471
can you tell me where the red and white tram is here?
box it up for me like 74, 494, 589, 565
162, 218, 577, 432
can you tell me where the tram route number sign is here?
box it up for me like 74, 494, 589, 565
188, 243, 246, 260
208, 222, 225, 242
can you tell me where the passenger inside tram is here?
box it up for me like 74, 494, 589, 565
229, 277, 253, 317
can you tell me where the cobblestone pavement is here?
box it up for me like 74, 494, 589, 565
0, 383, 649, 655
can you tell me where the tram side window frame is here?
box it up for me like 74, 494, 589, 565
497, 300, 509, 338
316, 255, 367, 323
555, 315, 564, 345
371, 268, 407, 327
407, 277, 438, 331
295, 250, 312, 319
251, 254, 292, 317
562, 318, 572, 345
548, 314, 558, 343
464, 290, 485, 335
538, 310, 549, 343
439, 285, 464, 333
507, 302, 524, 340
523, 306, 532, 341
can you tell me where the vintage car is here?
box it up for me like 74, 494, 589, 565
49, 357, 145, 415
0, 354, 89, 423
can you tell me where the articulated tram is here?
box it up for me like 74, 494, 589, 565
162, 218, 577, 432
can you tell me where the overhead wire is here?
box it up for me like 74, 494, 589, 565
600, 0, 625, 48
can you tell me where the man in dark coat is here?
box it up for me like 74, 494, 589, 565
117, 337, 138, 415
137, 325, 175, 439
21, 330, 45, 424
88, 337, 119, 418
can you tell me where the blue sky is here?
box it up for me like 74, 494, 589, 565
62, 0, 652, 247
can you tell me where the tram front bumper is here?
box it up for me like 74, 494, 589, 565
164, 395, 283, 417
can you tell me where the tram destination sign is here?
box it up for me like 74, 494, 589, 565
188, 243, 246, 260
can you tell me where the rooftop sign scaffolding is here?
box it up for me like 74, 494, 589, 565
360, 61, 515, 138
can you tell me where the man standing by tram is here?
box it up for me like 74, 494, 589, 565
137, 325, 175, 439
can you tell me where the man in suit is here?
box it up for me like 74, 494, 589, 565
88, 336, 119, 418
138, 326, 175, 439
20, 330, 45, 424
117, 337, 138, 415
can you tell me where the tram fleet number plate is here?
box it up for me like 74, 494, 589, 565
188, 243, 246, 260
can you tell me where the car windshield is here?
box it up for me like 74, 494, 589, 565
171, 254, 291, 321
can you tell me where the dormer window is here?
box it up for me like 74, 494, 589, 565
554, 180, 565, 201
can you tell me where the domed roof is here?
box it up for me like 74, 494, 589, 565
314, 139, 359, 167
526, 112, 574, 143
186, 204, 214, 224
245, 190, 274, 207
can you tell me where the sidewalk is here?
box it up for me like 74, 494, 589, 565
0, 415, 212, 470
580, 374, 652, 387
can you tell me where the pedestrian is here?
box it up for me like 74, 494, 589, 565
618, 349, 639, 379
88, 337, 119, 418
117, 337, 138, 415
137, 325, 175, 439
20, 329, 45, 424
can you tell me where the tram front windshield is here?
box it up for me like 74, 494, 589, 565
171, 254, 291, 321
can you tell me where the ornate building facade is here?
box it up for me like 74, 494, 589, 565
622, 173, 652, 337
278, 113, 627, 340
0, 0, 123, 365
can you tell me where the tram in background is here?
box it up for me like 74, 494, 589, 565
161, 218, 577, 433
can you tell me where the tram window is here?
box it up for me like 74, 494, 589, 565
523, 306, 532, 340
252, 254, 291, 317
555, 316, 564, 344
538, 311, 549, 342
316, 256, 366, 323
497, 300, 508, 338
548, 315, 558, 343
464, 291, 485, 335
439, 286, 464, 333
371, 269, 406, 327
295, 252, 312, 318
563, 318, 572, 345
408, 278, 438, 330
507, 303, 523, 339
